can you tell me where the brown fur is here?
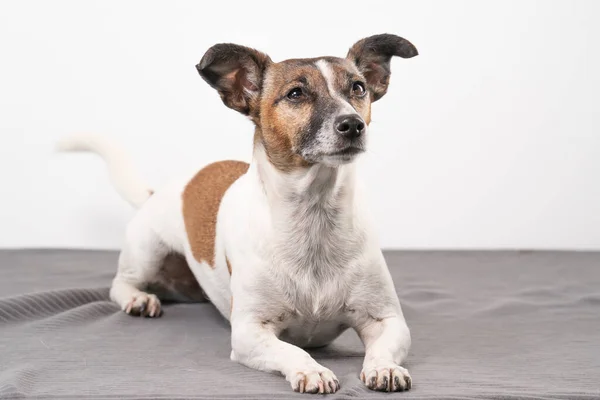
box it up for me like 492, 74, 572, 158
196, 35, 417, 175
196, 43, 272, 116
257, 62, 323, 171
329, 61, 372, 124
346, 34, 418, 102
182, 161, 249, 267
257, 58, 370, 171
226, 256, 232, 275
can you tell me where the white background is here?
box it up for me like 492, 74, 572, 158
0, 0, 599, 250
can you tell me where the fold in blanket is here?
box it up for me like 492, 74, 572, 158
1, 250, 599, 399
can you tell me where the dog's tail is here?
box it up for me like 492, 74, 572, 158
56, 134, 152, 208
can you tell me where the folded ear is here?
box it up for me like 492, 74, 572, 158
196, 44, 272, 115
346, 34, 418, 102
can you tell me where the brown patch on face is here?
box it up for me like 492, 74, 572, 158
257, 60, 336, 171
182, 161, 249, 267
255, 57, 371, 170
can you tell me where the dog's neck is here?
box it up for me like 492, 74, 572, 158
252, 131, 362, 278
252, 136, 357, 213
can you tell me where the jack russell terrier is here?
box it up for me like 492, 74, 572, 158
58, 33, 418, 394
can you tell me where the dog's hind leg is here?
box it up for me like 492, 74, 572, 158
111, 279, 162, 317
109, 215, 170, 318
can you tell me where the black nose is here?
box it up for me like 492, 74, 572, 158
335, 115, 365, 139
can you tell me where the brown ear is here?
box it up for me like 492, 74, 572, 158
346, 34, 418, 102
196, 44, 272, 115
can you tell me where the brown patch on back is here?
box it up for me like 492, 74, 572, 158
182, 161, 249, 267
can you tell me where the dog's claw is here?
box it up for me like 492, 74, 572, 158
379, 375, 389, 391
369, 376, 376, 389
394, 376, 401, 391
290, 369, 339, 394
362, 365, 411, 392
122, 293, 161, 318
298, 378, 305, 393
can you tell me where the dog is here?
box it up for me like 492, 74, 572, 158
58, 33, 418, 394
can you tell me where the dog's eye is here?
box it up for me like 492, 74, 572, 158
352, 81, 366, 97
287, 87, 304, 101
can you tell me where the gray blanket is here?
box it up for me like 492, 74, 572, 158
0, 250, 599, 399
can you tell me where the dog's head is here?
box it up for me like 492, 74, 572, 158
196, 34, 417, 171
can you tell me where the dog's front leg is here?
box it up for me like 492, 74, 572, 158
230, 319, 339, 394
355, 315, 412, 392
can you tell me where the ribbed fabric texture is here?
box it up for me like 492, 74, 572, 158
1, 250, 599, 399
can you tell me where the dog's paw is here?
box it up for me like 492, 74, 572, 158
123, 293, 162, 318
361, 364, 411, 392
290, 369, 340, 394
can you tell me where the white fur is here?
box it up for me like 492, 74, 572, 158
57, 134, 152, 208
315, 59, 357, 116
60, 124, 411, 393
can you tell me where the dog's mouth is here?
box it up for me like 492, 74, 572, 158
324, 146, 365, 157
325, 146, 365, 157
299, 145, 366, 165
315, 146, 365, 166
